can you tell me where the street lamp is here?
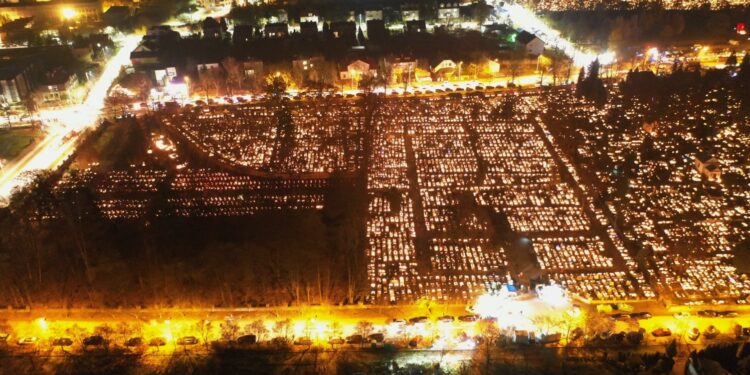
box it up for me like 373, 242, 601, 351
184, 76, 190, 101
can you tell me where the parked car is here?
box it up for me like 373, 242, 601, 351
83, 336, 105, 347
237, 335, 257, 345
328, 337, 345, 345
539, 333, 561, 344
569, 327, 584, 341
149, 337, 167, 347
0, 333, 9, 344
651, 328, 672, 337
17, 337, 38, 346
293, 337, 312, 346
368, 333, 385, 343
610, 313, 631, 321
703, 326, 719, 339
270, 337, 290, 347
626, 330, 644, 345
390, 319, 407, 326
632, 312, 652, 319
409, 317, 429, 324
673, 312, 691, 319
346, 334, 364, 344
610, 332, 626, 343
438, 316, 455, 323
52, 338, 73, 347
688, 328, 700, 341
718, 311, 738, 318
177, 336, 199, 346
698, 310, 718, 317
124, 337, 143, 347
408, 337, 420, 348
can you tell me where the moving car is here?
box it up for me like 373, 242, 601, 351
718, 311, 739, 318
632, 312, 652, 319
409, 316, 429, 324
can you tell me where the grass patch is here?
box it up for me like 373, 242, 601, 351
74, 119, 148, 169
0, 127, 40, 161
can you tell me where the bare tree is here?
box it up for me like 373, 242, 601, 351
355, 320, 372, 347
222, 57, 243, 95
247, 319, 267, 342
195, 320, 213, 348
508, 47, 525, 84
220, 316, 240, 342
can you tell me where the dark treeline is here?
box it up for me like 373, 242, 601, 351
152, 27, 500, 78
0, 172, 369, 308
545, 7, 750, 50
620, 52, 750, 115
0, 336, 695, 375
228, 0, 492, 25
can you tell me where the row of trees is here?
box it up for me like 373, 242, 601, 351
547, 8, 750, 51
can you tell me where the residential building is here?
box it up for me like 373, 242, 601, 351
406, 19, 426, 33
330, 21, 355, 41
438, 2, 460, 22
0, 61, 33, 104
339, 59, 377, 87
264, 22, 288, 38
242, 60, 263, 88
101, 5, 130, 25
365, 9, 383, 21
293, 56, 326, 84
431, 59, 457, 81
34, 67, 79, 108
300, 21, 318, 38
517, 30, 544, 56
366, 19, 387, 41
233, 24, 253, 44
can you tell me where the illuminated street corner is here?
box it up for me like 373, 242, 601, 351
0, 0, 749, 374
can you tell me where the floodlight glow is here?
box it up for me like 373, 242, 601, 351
61, 7, 77, 20
537, 283, 569, 308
